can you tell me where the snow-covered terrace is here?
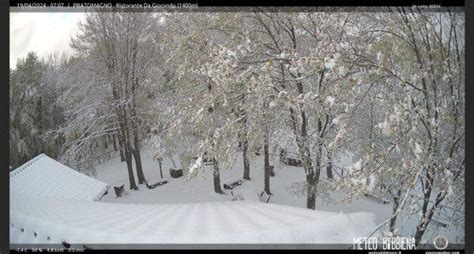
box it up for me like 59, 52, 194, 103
10, 154, 377, 246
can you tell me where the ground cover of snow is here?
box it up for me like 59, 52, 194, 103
96, 150, 391, 224
10, 149, 462, 245
95, 149, 463, 244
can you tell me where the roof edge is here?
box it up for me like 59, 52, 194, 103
95, 185, 111, 201
9, 153, 47, 178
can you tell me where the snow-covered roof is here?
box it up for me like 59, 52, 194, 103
11, 194, 377, 244
10, 155, 378, 246
10, 154, 109, 201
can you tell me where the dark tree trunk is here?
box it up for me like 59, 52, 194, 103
117, 105, 138, 190
414, 225, 426, 246
310, 141, 323, 210
414, 171, 446, 246
158, 158, 163, 179
130, 125, 146, 184
415, 169, 434, 245
125, 156, 137, 190
129, 73, 146, 184
103, 135, 108, 149
117, 133, 125, 162
289, 107, 317, 210
112, 134, 118, 151
389, 190, 401, 234
120, 129, 138, 190
242, 137, 250, 180
103, 38, 138, 190
326, 152, 333, 179
263, 136, 272, 195
369, 101, 374, 140
132, 147, 146, 184
306, 173, 316, 209
212, 159, 223, 194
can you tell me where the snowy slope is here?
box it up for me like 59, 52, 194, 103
10, 193, 377, 244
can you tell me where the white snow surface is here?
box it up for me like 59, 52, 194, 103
10, 152, 380, 245
10, 154, 108, 201
10, 193, 376, 244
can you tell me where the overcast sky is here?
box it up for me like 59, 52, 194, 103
10, 12, 85, 69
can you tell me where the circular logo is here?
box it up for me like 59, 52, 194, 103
433, 235, 448, 250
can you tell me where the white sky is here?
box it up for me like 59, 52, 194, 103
10, 12, 86, 69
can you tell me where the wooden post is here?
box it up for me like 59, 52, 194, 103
158, 158, 163, 179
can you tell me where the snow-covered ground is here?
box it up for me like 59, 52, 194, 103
94, 149, 463, 244
10, 150, 462, 246
10, 152, 380, 246
96, 150, 391, 224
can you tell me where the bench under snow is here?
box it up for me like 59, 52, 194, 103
145, 180, 168, 189
363, 193, 390, 204
223, 180, 243, 190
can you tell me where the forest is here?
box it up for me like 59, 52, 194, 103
9, 8, 465, 245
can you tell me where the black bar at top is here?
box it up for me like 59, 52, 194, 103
9, 0, 466, 7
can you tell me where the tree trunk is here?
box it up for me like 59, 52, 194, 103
414, 177, 447, 246
130, 127, 146, 184
263, 135, 272, 195
117, 133, 125, 162
117, 105, 138, 190
212, 159, 223, 194
289, 107, 317, 209
306, 173, 316, 209
389, 190, 401, 234
103, 136, 108, 149
414, 169, 434, 245
308, 144, 323, 210
130, 77, 146, 184
132, 147, 146, 184
326, 152, 333, 179
125, 152, 138, 190
242, 137, 250, 180
158, 158, 163, 179
119, 129, 138, 190
112, 134, 118, 151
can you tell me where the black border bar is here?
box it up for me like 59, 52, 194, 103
9, 0, 465, 7
7, 249, 468, 254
